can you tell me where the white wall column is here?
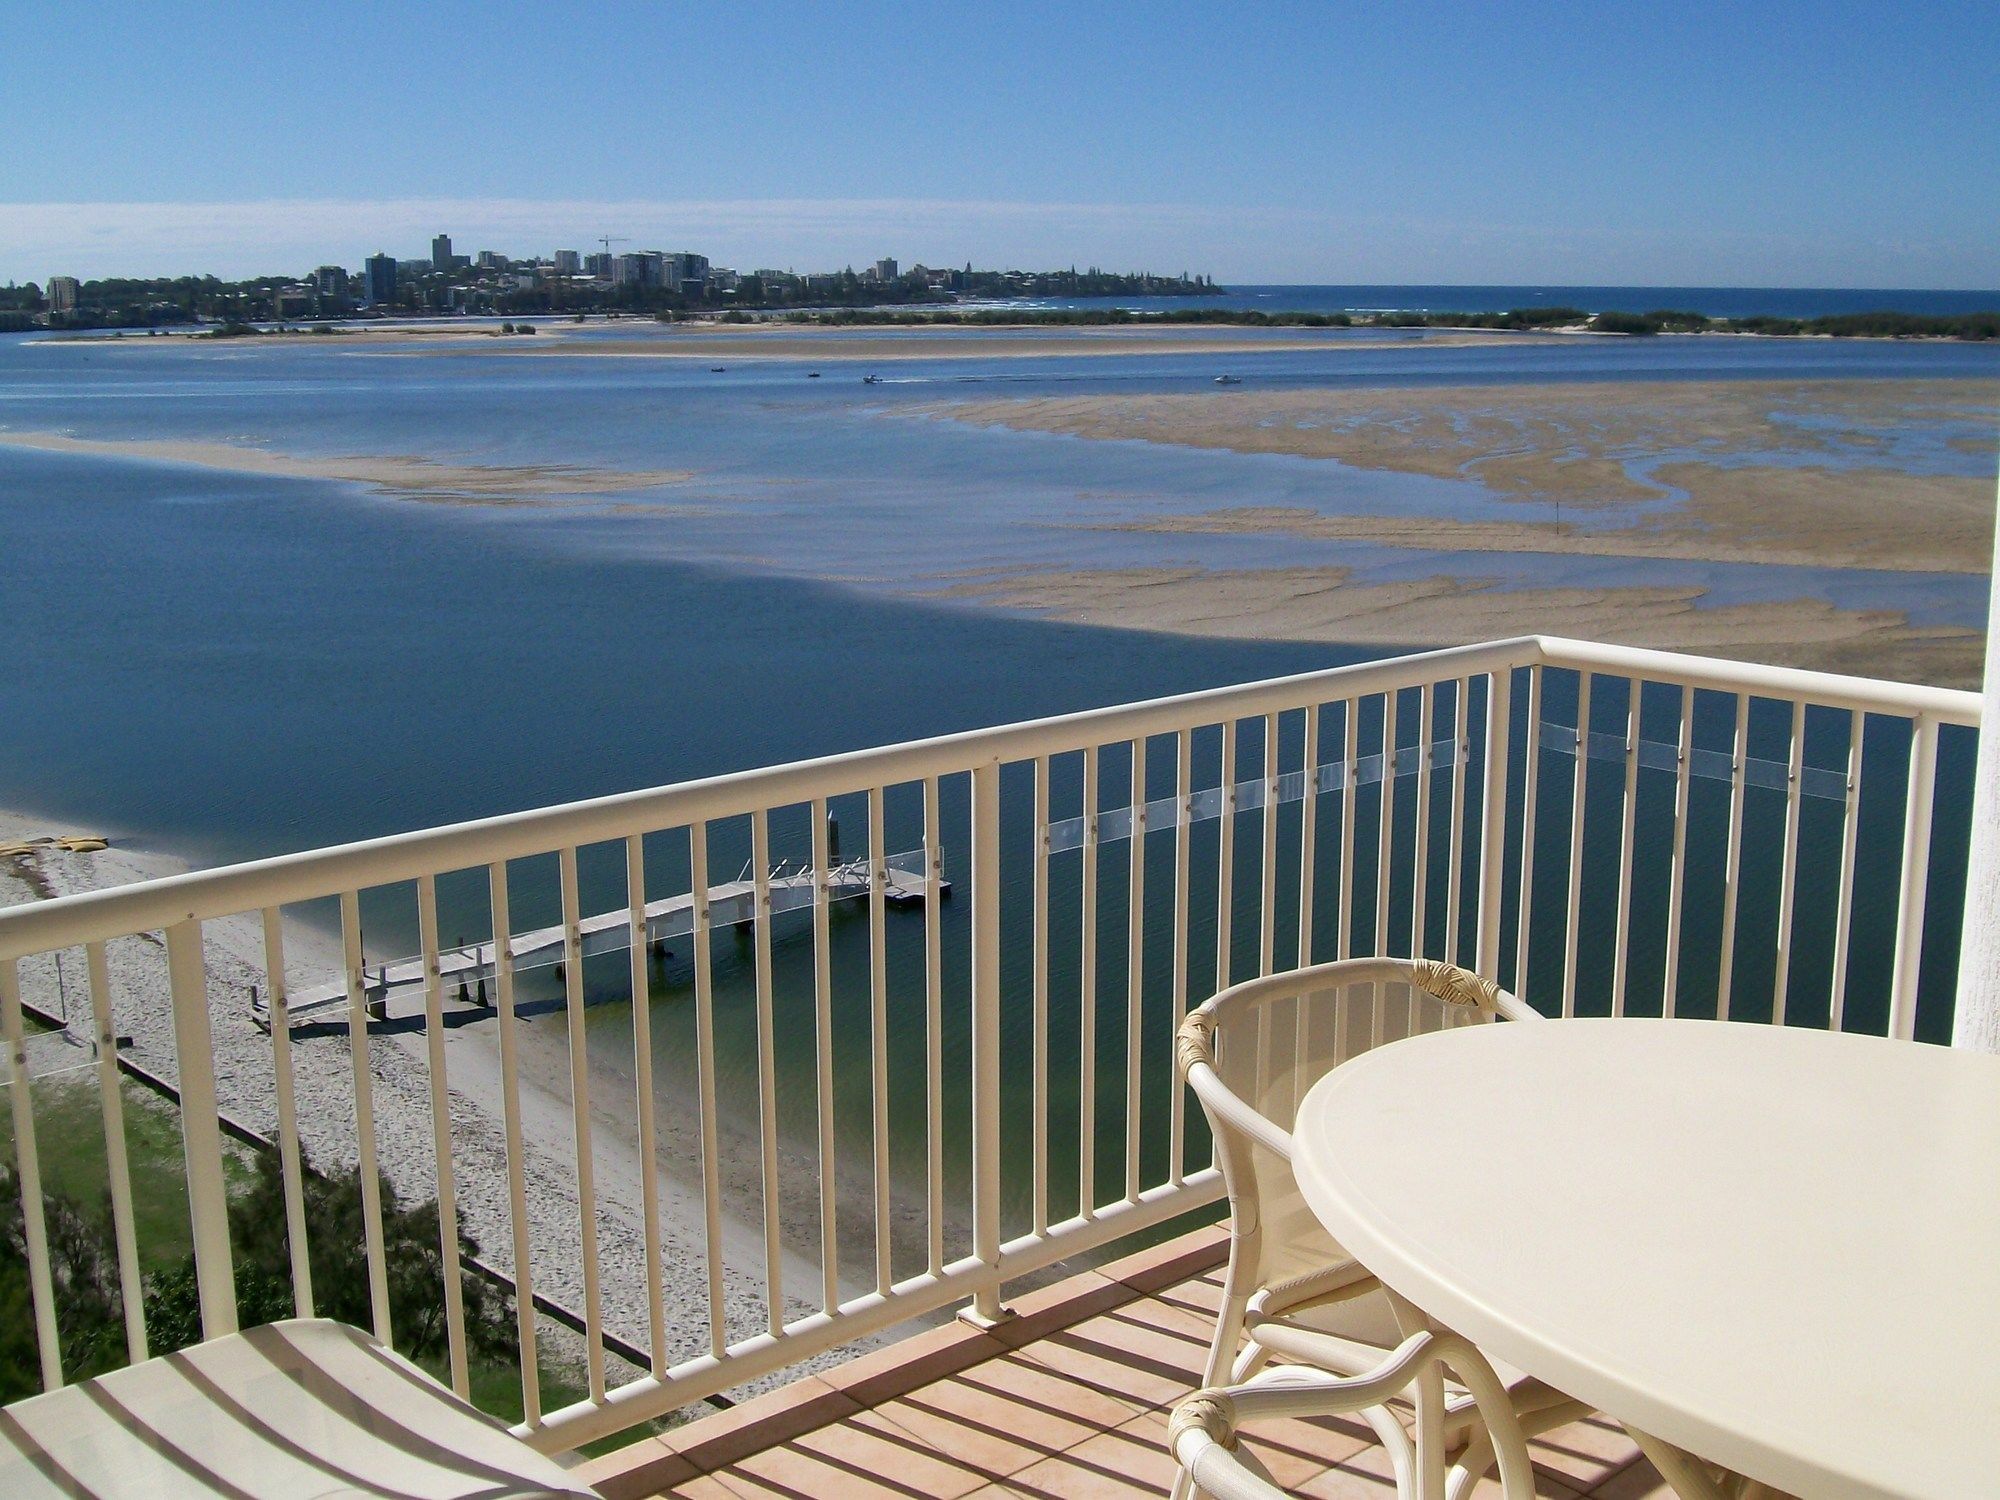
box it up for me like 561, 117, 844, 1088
1953, 476, 2000, 1052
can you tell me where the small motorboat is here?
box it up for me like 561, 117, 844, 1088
807, 371, 821, 378
1214, 374, 1242, 385
862, 374, 881, 384
710, 366, 726, 372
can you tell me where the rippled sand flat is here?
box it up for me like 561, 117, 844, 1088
932, 378, 2000, 575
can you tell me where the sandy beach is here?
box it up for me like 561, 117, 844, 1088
39, 320, 1538, 362
0, 431, 691, 506
414, 325, 1529, 362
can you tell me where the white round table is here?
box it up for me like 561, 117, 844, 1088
1291, 1018, 2000, 1500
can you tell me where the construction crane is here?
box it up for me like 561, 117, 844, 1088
598, 235, 628, 258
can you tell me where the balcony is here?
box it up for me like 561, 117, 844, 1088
0, 635, 1981, 1495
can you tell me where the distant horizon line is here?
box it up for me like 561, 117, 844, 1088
14, 269, 2000, 295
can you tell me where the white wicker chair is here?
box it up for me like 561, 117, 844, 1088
1174, 957, 1587, 1498
1170, 1334, 1541, 1500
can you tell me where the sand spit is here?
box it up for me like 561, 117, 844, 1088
931, 378, 2000, 575
405, 326, 1525, 362
0, 431, 692, 505
942, 565, 1982, 688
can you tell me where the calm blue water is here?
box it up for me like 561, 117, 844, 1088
1, 324, 1993, 863
996, 284, 2000, 319
1, 320, 1987, 1287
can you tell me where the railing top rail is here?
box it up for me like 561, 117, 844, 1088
0, 638, 1530, 959
0, 635, 1975, 959
1532, 637, 1980, 724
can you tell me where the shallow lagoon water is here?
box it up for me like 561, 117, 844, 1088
1, 323, 1987, 1268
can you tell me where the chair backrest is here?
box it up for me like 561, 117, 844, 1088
1179, 958, 1537, 1290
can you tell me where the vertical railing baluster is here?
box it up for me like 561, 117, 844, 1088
486, 864, 539, 1425
1125, 737, 1148, 1202
557, 849, 605, 1401
1217, 724, 1237, 988
1375, 693, 1395, 958
689, 824, 727, 1353
1031, 759, 1051, 1232
970, 762, 1005, 1321
1889, 715, 1939, 1040
810, 801, 840, 1314
922, 778, 946, 1267
1770, 701, 1807, 1025
1829, 712, 1865, 1032
415, 881, 468, 1397
1561, 674, 1593, 1017
260, 913, 313, 1321
1169, 730, 1193, 1184
1259, 715, 1279, 976
86, 941, 147, 1362
338, 893, 392, 1344
1298, 706, 1321, 970
1476, 670, 1514, 982
164, 921, 238, 1342
623, 837, 667, 1377
866, 792, 892, 1294
1412, 685, 1434, 959
1717, 696, 1750, 1020
1078, 749, 1098, 1219
1448, 674, 1472, 970
750, 809, 785, 1331
1610, 680, 1642, 1017
1660, 688, 1694, 1019
1, 957, 62, 1388
1338, 701, 1357, 961
1509, 669, 1538, 993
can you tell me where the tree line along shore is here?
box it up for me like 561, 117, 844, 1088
759, 304, 2000, 340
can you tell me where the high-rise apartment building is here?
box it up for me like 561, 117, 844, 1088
875, 258, 898, 282
553, 249, 581, 275
431, 234, 453, 271
363, 253, 398, 306
46, 276, 80, 312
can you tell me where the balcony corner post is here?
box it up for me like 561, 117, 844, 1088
1954, 475, 2000, 1053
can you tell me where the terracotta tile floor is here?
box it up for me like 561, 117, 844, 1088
577, 1228, 1681, 1499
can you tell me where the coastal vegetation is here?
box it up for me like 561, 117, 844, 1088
0, 1080, 515, 1405
771, 304, 2000, 340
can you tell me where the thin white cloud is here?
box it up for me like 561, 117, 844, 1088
0, 197, 1988, 288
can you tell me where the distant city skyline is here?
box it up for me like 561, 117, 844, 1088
2, 0, 1995, 287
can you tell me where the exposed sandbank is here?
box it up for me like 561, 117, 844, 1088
930, 378, 2000, 575
939, 565, 1982, 687
407, 325, 1525, 362
0, 431, 691, 504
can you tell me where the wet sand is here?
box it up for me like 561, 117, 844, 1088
942, 565, 1983, 687
409, 325, 1526, 361
0, 431, 691, 504
933, 378, 2000, 575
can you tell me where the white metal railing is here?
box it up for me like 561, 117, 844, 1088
0, 636, 1978, 1450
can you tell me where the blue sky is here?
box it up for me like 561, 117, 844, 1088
3, 0, 1995, 286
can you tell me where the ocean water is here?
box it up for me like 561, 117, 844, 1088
0, 323, 1988, 1271
993, 284, 2000, 319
